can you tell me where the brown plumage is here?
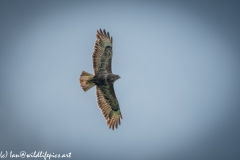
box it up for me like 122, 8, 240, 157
79, 29, 122, 130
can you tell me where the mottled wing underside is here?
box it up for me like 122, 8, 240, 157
96, 85, 122, 130
92, 29, 113, 74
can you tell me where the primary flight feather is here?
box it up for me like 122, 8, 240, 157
79, 29, 122, 130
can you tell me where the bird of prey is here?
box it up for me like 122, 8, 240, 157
79, 29, 122, 130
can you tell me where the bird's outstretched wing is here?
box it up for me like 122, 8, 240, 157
96, 84, 122, 130
92, 29, 113, 74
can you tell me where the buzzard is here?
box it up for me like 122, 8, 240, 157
79, 29, 122, 130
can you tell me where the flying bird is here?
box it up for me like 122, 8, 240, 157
79, 29, 122, 130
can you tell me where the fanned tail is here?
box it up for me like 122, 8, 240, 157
79, 71, 95, 92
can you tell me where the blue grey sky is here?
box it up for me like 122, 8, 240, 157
0, 1, 240, 160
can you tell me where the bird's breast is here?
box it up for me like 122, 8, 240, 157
93, 74, 109, 85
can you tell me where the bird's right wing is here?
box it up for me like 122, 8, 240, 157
96, 84, 122, 130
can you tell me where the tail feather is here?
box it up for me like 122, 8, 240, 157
79, 71, 95, 92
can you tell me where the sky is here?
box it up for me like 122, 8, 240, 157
0, 1, 240, 160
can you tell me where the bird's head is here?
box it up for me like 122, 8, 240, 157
115, 75, 121, 80
113, 74, 121, 82
109, 74, 121, 84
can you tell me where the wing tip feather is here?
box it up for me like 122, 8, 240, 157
100, 28, 103, 35
96, 28, 112, 41
105, 113, 122, 130
103, 29, 107, 36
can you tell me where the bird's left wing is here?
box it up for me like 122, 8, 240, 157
96, 84, 122, 130
92, 29, 113, 74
